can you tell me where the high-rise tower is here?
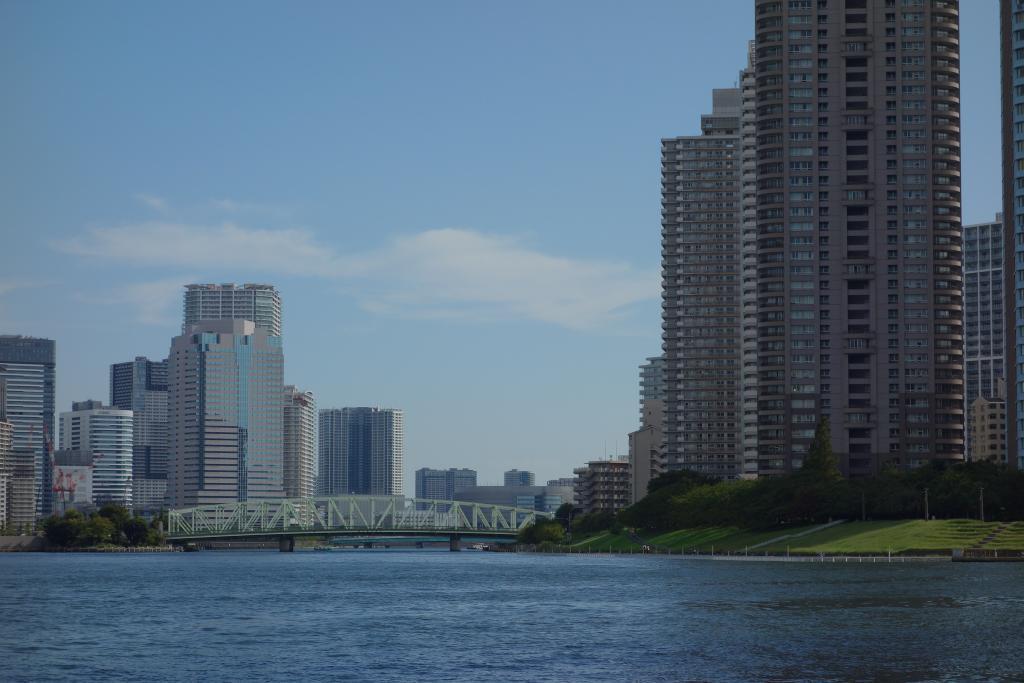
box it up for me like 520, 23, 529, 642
283, 386, 316, 498
661, 87, 746, 479
1002, 0, 1024, 469
182, 284, 282, 336
318, 407, 403, 496
167, 319, 284, 507
110, 356, 168, 510
753, 0, 963, 475
0, 336, 55, 516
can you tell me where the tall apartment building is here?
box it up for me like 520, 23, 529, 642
638, 356, 666, 424
572, 459, 630, 515
7, 450, 36, 530
318, 409, 345, 495
182, 283, 282, 336
963, 217, 1004, 459
317, 407, 403, 496
0, 388, 10, 528
415, 467, 477, 501
752, 0, 963, 476
1002, 0, 1024, 469
0, 336, 56, 516
503, 469, 535, 487
740, 44, 761, 477
283, 386, 316, 498
661, 87, 745, 479
110, 356, 168, 510
59, 400, 133, 507
167, 320, 285, 507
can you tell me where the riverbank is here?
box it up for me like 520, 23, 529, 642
564, 519, 1024, 557
0, 536, 177, 553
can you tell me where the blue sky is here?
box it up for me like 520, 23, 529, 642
0, 1, 1000, 490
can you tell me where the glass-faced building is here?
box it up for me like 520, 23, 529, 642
110, 356, 168, 481
318, 407, 403, 496
0, 336, 56, 516
167, 319, 284, 507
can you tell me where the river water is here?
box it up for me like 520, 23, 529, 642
1, 550, 1021, 682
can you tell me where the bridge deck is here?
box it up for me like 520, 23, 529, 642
167, 495, 550, 542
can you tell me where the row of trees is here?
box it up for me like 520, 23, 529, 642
620, 419, 1024, 532
41, 505, 166, 548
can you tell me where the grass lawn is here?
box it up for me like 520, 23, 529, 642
567, 531, 643, 551
756, 519, 998, 554
985, 522, 1024, 550
565, 520, 1024, 555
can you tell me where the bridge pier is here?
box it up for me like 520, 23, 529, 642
278, 536, 295, 553
449, 534, 461, 552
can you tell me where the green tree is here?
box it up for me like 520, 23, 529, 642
79, 515, 115, 546
802, 417, 841, 481
42, 513, 82, 547
123, 517, 150, 546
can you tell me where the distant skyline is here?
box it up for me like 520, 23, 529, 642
0, 1, 1000, 490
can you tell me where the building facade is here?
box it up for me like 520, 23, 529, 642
183, 283, 282, 336
167, 320, 285, 507
0, 419, 10, 528
453, 484, 572, 514
573, 459, 630, 515
638, 356, 666, 424
0, 336, 56, 516
283, 386, 316, 498
969, 380, 1007, 465
1002, 0, 1024, 469
110, 356, 168, 511
415, 467, 477, 501
753, 0, 963, 476
318, 407, 403, 496
629, 400, 664, 504
963, 216, 1004, 459
318, 409, 345, 495
661, 88, 745, 479
50, 449, 95, 515
59, 400, 133, 507
503, 469, 535, 487
7, 450, 36, 531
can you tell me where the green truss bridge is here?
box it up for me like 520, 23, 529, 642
167, 495, 551, 551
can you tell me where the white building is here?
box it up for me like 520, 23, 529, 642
59, 400, 133, 508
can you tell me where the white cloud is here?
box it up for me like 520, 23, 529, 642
349, 229, 659, 329
56, 223, 657, 331
89, 275, 197, 326
55, 222, 341, 277
135, 193, 168, 212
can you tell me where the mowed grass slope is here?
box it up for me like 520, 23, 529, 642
757, 520, 996, 554
567, 520, 1024, 554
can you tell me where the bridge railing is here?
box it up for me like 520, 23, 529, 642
167, 495, 551, 540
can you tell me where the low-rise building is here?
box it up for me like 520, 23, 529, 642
453, 484, 572, 514
573, 458, 630, 515
970, 384, 1007, 465
629, 400, 664, 504
503, 469, 535, 487
50, 449, 95, 515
